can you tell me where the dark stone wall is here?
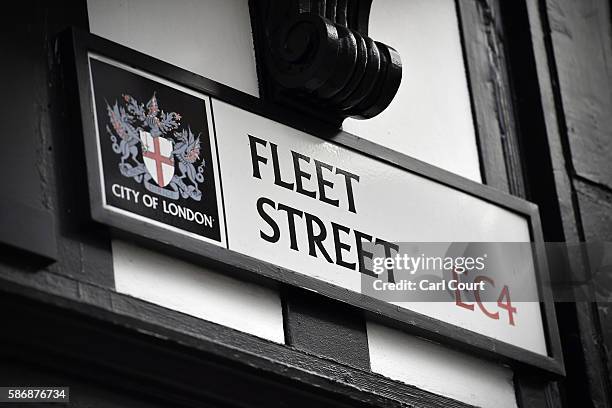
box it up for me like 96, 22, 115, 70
0, 1, 115, 285
546, 0, 612, 242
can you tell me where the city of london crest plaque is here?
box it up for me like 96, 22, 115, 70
88, 56, 225, 245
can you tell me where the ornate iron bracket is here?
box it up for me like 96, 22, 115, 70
249, 0, 402, 126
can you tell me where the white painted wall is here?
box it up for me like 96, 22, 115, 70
87, 0, 259, 96
367, 322, 517, 408
112, 240, 284, 342
343, 0, 481, 182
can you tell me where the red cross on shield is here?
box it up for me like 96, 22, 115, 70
140, 130, 175, 187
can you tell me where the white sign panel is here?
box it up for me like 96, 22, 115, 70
212, 100, 546, 356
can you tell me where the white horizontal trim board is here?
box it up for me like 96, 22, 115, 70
367, 321, 518, 408
112, 240, 285, 343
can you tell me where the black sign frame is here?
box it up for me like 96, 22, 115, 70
67, 29, 563, 377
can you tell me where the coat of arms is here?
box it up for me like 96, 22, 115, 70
105, 93, 205, 201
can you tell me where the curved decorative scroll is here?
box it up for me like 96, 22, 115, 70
250, 0, 402, 125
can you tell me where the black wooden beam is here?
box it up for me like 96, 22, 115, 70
0, 277, 475, 408
456, 0, 527, 197
282, 286, 371, 371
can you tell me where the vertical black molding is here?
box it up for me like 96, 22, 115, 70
514, 375, 562, 408
456, 0, 527, 197
497, 1, 574, 406
491, 0, 568, 242
282, 286, 371, 371
55, 15, 116, 290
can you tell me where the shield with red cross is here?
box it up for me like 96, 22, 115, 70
140, 130, 175, 187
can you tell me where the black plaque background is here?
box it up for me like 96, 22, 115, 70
90, 58, 222, 242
